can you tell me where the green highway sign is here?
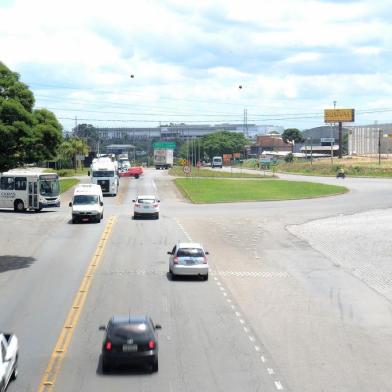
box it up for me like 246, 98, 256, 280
153, 141, 176, 149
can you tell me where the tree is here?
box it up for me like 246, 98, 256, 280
281, 128, 304, 152
59, 137, 89, 170
201, 131, 247, 159
0, 62, 63, 171
73, 124, 99, 152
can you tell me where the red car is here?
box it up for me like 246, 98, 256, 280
119, 167, 143, 179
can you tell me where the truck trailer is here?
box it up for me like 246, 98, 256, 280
154, 149, 174, 170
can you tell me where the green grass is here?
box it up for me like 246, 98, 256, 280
45, 167, 89, 177
175, 178, 348, 203
169, 166, 270, 178
277, 160, 392, 177
60, 178, 79, 193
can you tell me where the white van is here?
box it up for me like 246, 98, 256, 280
69, 184, 104, 224
211, 156, 223, 168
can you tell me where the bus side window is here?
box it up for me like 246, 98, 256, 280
0, 177, 14, 190
15, 177, 27, 191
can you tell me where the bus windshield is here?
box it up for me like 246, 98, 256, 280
39, 179, 60, 197
73, 195, 99, 205
92, 171, 115, 177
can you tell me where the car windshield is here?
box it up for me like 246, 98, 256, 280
92, 171, 114, 177
73, 195, 99, 205
39, 179, 60, 197
177, 248, 204, 257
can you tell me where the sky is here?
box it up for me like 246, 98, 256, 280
1, 0, 392, 131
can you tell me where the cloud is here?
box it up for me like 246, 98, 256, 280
1, 0, 392, 130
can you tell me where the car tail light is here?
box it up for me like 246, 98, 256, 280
105, 341, 112, 350
148, 340, 155, 349
203, 256, 208, 264
173, 257, 179, 264
135, 203, 141, 207
153, 203, 158, 207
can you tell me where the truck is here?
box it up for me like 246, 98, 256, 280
0, 333, 18, 392
154, 149, 174, 170
89, 157, 119, 196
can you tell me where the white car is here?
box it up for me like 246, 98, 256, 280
133, 195, 160, 219
168, 243, 209, 280
0, 333, 18, 392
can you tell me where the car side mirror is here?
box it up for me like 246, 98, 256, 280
69, 202, 72, 207
98, 325, 106, 331
205, 251, 209, 255
157, 199, 160, 202
100, 201, 104, 206
132, 199, 136, 202
155, 324, 162, 330
167, 251, 172, 255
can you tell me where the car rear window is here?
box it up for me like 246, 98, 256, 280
111, 323, 150, 339
138, 199, 155, 204
177, 248, 204, 257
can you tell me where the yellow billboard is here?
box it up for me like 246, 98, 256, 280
324, 109, 355, 123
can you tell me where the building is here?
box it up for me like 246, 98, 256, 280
92, 123, 281, 141
253, 135, 291, 154
348, 124, 392, 156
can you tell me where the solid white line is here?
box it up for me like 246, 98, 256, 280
274, 381, 284, 390
267, 368, 275, 375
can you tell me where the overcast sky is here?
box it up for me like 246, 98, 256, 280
1, 0, 392, 131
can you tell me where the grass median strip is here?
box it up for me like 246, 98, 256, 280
169, 166, 270, 178
175, 178, 348, 203
60, 178, 79, 193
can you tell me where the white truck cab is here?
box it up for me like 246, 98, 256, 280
69, 184, 104, 224
90, 157, 119, 196
0, 333, 18, 392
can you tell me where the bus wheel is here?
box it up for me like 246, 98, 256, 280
14, 200, 25, 212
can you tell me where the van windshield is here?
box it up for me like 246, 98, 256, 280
92, 171, 114, 177
73, 195, 99, 205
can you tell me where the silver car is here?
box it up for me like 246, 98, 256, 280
168, 243, 209, 281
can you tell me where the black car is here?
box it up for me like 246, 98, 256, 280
99, 315, 161, 373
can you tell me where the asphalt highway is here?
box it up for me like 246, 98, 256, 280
1, 169, 392, 391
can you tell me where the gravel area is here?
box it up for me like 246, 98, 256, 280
288, 208, 392, 300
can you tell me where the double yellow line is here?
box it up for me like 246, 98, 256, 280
37, 216, 117, 392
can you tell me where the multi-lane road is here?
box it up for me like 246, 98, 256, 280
1, 169, 392, 391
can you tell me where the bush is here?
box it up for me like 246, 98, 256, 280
284, 153, 294, 163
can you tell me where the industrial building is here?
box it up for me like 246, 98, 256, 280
348, 124, 392, 156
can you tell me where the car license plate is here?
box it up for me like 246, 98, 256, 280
186, 260, 194, 265
82, 218, 89, 221
123, 344, 137, 352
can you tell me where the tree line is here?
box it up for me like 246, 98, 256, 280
0, 62, 89, 172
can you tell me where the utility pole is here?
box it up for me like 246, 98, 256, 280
378, 127, 381, 165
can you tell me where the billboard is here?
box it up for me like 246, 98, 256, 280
324, 109, 355, 123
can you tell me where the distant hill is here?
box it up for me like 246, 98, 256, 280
302, 126, 350, 141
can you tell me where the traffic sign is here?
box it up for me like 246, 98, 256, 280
183, 165, 191, 174
153, 141, 176, 149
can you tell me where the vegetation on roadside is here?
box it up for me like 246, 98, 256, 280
175, 178, 347, 203
277, 159, 392, 177
0, 62, 63, 172
169, 166, 271, 178
60, 178, 79, 193
45, 167, 89, 177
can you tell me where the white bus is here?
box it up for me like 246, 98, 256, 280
90, 158, 119, 196
0, 171, 61, 212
